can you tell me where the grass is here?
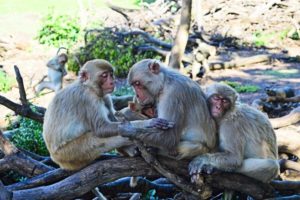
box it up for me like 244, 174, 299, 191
0, 0, 139, 35
261, 69, 299, 78
222, 81, 260, 93
0, 0, 139, 14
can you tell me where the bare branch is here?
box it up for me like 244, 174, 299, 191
14, 65, 28, 106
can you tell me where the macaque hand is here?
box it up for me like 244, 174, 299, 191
189, 156, 215, 183
120, 122, 164, 138
147, 118, 175, 130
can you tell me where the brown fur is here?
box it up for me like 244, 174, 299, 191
43, 59, 155, 170
125, 59, 217, 159
189, 83, 279, 183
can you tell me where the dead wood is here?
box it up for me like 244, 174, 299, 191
271, 180, 300, 194
0, 66, 44, 123
279, 159, 300, 172
98, 177, 177, 197
135, 141, 209, 198
0, 181, 12, 200
276, 129, 300, 158
208, 54, 270, 70
168, 0, 192, 70
0, 130, 54, 177
10, 157, 159, 200
270, 107, 300, 129
267, 96, 300, 103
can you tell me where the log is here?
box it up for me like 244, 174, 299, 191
276, 128, 300, 158
98, 177, 177, 197
209, 54, 270, 70
270, 106, 300, 128
11, 157, 159, 200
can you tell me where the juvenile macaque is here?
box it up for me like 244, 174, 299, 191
43, 59, 173, 170
116, 96, 156, 121
189, 83, 279, 183
121, 59, 216, 159
35, 52, 68, 93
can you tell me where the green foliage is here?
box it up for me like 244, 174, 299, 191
252, 31, 275, 47
0, 70, 15, 93
144, 189, 158, 200
134, 0, 156, 5
68, 28, 162, 77
262, 69, 299, 78
36, 12, 81, 48
9, 117, 48, 156
222, 81, 260, 93
113, 85, 134, 96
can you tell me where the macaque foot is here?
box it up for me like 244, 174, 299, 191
189, 157, 216, 182
147, 118, 175, 130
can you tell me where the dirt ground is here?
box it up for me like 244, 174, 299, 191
0, 1, 299, 129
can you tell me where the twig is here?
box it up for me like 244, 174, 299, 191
135, 141, 211, 198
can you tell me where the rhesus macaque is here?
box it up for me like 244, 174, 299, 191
35, 53, 68, 93
116, 96, 156, 121
189, 83, 279, 183
121, 59, 217, 159
43, 59, 173, 170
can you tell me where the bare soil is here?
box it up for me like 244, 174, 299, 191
0, 0, 299, 128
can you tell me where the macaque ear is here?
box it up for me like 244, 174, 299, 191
79, 70, 89, 83
148, 61, 160, 74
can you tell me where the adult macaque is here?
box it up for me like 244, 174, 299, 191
43, 59, 173, 170
121, 59, 216, 159
35, 52, 68, 93
189, 83, 279, 183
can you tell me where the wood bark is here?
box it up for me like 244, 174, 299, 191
168, 0, 192, 69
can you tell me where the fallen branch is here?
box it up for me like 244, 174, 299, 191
135, 142, 209, 198
10, 157, 159, 200
209, 54, 270, 70
0, 130, 54, 177
270, 107, 300, 129
267, 96, 300, 103
279, 159, 300, 172
99, 177, 177, 197
276, 129, 300, 158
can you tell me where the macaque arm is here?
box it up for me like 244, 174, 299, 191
131, 93, 183, 150
47, 58, 60, 70
176, 141, 210, 159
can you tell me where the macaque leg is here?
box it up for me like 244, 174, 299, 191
52, 133, 132, 170
235, 158, 279, 183
175, 141, 210, 160
36, 81, 57, 93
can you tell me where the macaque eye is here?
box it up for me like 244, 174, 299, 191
212, 95, 221, 101
101, 72, 108, 78
133, 81, 141, 86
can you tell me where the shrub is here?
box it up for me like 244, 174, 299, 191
0, 70, 15, 93
9, 116, 48, 156
68, 28, 162, 77
36, 12, 81, 48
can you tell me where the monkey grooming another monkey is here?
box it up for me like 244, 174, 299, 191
35, 52, 68, 93
189, 83, 279, 183
43, 59, 173, 170
121, 59, 216, 159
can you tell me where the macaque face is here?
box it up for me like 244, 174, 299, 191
131, 80, 154, 106
58, 54, 68, 65
99, 71, 115, 95
209, 94, 231, 119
